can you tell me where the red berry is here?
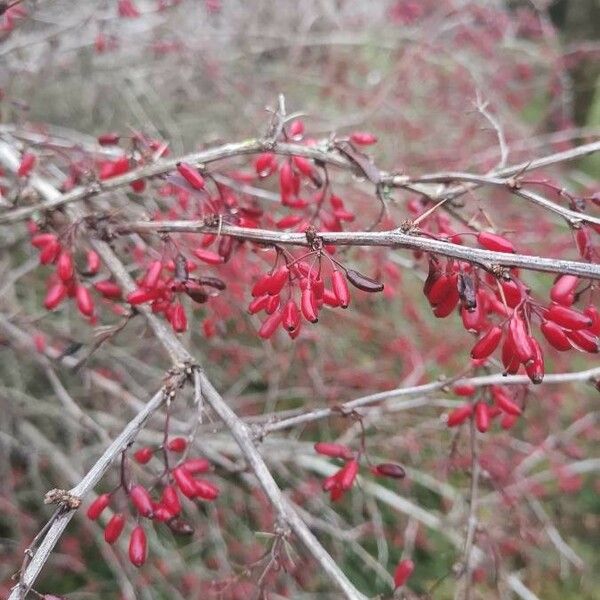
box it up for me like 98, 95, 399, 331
133, 447, 153, 464
75, 285, 95, 317
86, 250, 101, 275
282, 299, 300, 332
193, 248, 224, 265
56, 251, 74, 282
393, 559, 415, 588
94, 279, 122, 299
128, 526, 147, 567
87, 493, 111, 520
314, 442, 354, 460
181, 458, 211, 474
17, 152, 36, 177
350, 131, 377, 145
176, 162, 205, 190
477, 231, 515, 253
447, 404, 472, 427
331, 270, 350, 308
258, 310, 283, 339
547, 305, 592, 330
44, 282, 67, 310
167, 437, 187, 452
193, 479, 219, 501
470, 325, 502, 359
550, 275, 579, 305
475, 402, 490, 433
129, 485, 154, 517
160, 485, 181, 516
104, 513, 125, 544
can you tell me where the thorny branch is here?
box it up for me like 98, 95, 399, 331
0, 141, 367, 600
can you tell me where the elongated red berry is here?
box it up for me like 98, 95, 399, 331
87, 493, 110, 520
75, 285, 94, 317
350, 131, 377, 145
393, 559, 415, 588
265, 266, 289, 296
550, 275, 579, 305
254, 152, 277, 178
525, 337, 544, 384
176, 162, 205, 190
276, 214, 304, 229
94, 279, 122, 299
331, 270, 350, 308
491, 387, 522, 416
160, 485, 181, 516
447, 404, 472, 427
433, 284, 459, 318
17, 152, 36, 177
129, 485, 154, 517
338, 459, 359, 490
181, 458, 211, 474
170, 303, 187, 333
128, 526, 147, 567
314, 442, 353, 460
167, 437, 187, 452
55, 250, 74, 282
547, 305, 592, 330
248, 294, 270, 314
453, 383, 476, 396
104, 513, 125, 544
292, 156, 314, 179
279, 161, 297, 198
477, 232, 515, 253
134, 447, 153, 464
540, 320, 571, 351
258, 310, 282, 339
508, 315, 534, 363
567, 329, 599, 353
427, 273, 454, 305
173, 467, 199, 499
470, 325, 502, 359
86, 250, 101, 275
475, 402, 490, 433
193, 479, 219, 500
44, 282, 67, 310
31, 233, 57, 249
143, 260, 163, 289
301, 287, 318, 323
193, 247, 224, 265
39, 239, 61, 265
282, 299, 300, 332
127, 288, 161, 305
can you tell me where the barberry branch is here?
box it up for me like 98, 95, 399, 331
0, 133, 598, 227
115, 221, 600, 279
0, 140, 368, 600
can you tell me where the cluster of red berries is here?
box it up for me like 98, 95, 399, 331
422, 234, 598, 386
250, 257, 383, 339
126, 255, 225, 332
314, 442, 405, 502
30, 231, 99, 321
448, 384, 523, 433
87, 437, 217, 567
